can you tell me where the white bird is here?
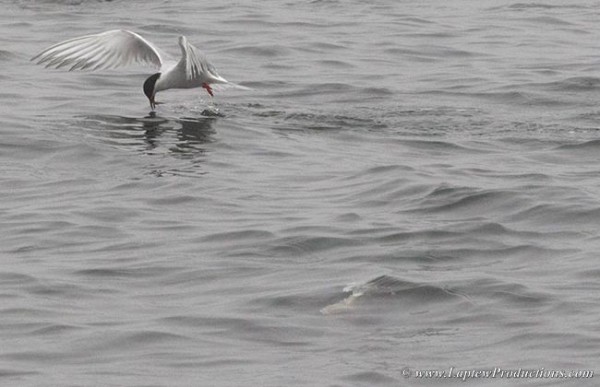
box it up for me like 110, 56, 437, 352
31, 29, 245, 110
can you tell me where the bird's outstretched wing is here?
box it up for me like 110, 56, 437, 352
32, 29, 172, 72
178, 36, 228, 84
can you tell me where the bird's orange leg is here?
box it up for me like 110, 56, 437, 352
202, 83, 214, 97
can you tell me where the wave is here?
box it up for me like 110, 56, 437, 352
406, 185, 521, 216
321, 275, 464, 314
556, 139, 600, 151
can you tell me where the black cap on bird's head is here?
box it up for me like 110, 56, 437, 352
143, 73, 161, 110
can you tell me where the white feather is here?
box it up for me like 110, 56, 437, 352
32, 29, 173, 72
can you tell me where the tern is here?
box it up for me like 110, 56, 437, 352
31, 29, 245, 110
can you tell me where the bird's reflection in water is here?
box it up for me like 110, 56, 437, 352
98, 111, 218, 157
139, 112, 170, 150
76, 111, 218, 177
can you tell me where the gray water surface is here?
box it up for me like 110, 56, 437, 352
1, 0, 600, 386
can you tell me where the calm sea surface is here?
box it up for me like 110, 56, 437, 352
1, 0, 600, 386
